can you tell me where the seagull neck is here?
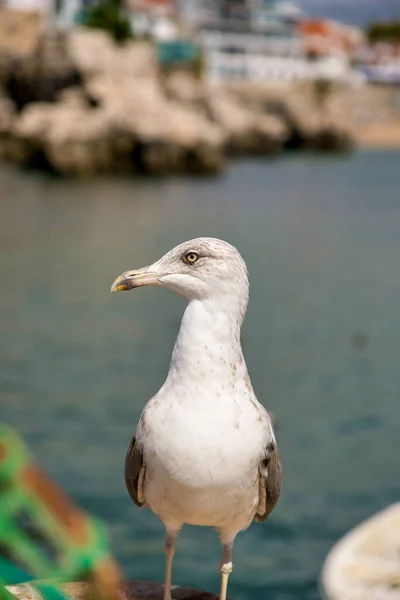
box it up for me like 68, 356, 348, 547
168, 298, 246, 384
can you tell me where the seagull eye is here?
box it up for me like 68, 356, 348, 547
184, 252, 199, 264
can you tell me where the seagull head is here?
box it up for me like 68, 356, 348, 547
111, 237, 249, 308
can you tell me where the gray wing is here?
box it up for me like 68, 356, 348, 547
255, 440, 282, 523
125, 435, 147, 508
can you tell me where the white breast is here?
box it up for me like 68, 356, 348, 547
138, 386, 272, 534
134, 293, 274, 537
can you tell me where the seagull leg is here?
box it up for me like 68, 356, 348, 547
219, 542, 233, 600
163, 529, 178, 600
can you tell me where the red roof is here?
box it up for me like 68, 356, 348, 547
298, 18, 364, 55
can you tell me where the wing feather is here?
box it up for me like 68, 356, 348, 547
125, 435, 146, 508
255, 440, 282, 523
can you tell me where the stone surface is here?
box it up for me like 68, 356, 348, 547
0, 94, 16, 161
162, 73, 287, 156
67, 30, 157, 80
163, 71, 207, 106
0, 8, 41, 56
7, 580, 227, 600
7, 102, 136, 175
207, 90, 287, 155
4, 86, 225, 175
3, 31, 80, 110
226, 82, 354, 152
0, 95, 15, 134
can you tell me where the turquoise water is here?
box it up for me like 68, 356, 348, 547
1, 151, 400, 600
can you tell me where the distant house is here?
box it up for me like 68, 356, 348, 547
0, 0, 91, 27
0, 0, 176, 31
177, 0, 305, 82
125, 0, 178, 40
1, 0, 49, 12
176, 0, 364, 84
353, 40, 400, 84
298, 18, 365, 59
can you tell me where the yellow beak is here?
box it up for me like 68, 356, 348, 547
110, 266, 161, 292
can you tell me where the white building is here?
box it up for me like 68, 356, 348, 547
178, 0, 358, 84
125, 0, 179, 41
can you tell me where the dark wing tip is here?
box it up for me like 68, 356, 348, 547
255, 441, 282, 523
125, 435, 146, 508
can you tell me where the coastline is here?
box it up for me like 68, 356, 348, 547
355, 124, 400, 149
0, 27, 399, 175
0, 28, 353, 177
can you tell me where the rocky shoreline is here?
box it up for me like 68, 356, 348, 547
0, 28, 354, 177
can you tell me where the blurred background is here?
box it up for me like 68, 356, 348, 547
1, 1, 400, 600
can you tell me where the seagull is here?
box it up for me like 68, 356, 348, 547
111, 238, 281, 600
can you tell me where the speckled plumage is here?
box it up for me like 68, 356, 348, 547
112, 238, 281, 600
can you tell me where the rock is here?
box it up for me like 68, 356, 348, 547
0, 96, 15, 160
0, 93, 16, 161
85, 75, 225, 174
4, 77, 225, 176
266, 99, 353, 151
67, 29, 158, 79
4, 31, 81, 110
225, 83, 354, 153
0, 95, 15, 134
0, 26, 356, 176
0, 8, 41, 57
206, 90, 287, 155
305, 125, 354, 152
8, 580, 228, 600
163, 71, 207, 106
6, 102, 133, 175
163, 76, 287, 156
57, 86, 93, 109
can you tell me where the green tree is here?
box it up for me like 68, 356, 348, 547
367, 20, 400, 42
82, 0, 132, 43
